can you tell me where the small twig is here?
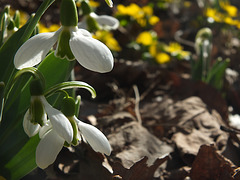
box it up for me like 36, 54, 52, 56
220, 125, 240, 134
133, 85, 142, 125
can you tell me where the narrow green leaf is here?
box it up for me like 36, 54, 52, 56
4, 135, 40, 180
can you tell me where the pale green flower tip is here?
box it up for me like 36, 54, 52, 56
105, 0, 113, 7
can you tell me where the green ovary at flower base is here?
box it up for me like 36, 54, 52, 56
14, 0, 114, 73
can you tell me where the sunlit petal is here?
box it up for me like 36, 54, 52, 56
74, 117, 111, 155
14, 29, 61, 69
69, 29, 114, 73
40, 96, 73, 143
91, 13, 119, 30
23, 109, 40, 137
36, 130, 64, 169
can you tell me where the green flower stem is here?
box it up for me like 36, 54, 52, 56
4, 68, 44, 111
44, 81, 96, 99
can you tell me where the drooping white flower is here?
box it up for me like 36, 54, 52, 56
23, 95, 73, 169
72, 116, 111, 155
23, 95, 73, 143
78, 12, 119, 31
14, 26, 114, 73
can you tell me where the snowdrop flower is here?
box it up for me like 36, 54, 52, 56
14, 0, 114, 73
23, 78, 74, 169
23, 95, 74, 169
62, 96, 111, 155
78, 12, 119, 31
71, 116, 111, 155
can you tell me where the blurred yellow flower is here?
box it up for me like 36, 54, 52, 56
224, 17, 237, 25
205, 8, 223, 22
136, 31, 154, 46
149, 42, 157, 56
39, 23, 60, 33
165, 42, 182, 53
93, 30, 121, 52
117, 4, 142, 18
142, 6, 153, 16
116, 3, 159, 27
220, 2, 238, 17
89, 0, 100, 8
164, 42, 190, 59
156, 52, 170, 64
149, 16, 160, 25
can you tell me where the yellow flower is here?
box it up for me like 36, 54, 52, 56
149, 42, 157, 56
164, 42, 190, 59
225, 5, 238, 17
220, 2, 238, 17
205, 8, 224, 23
136, 31, 154, 46
117, 4, 142, 18
39, 23, 60, 33
89, 0, 100, 8
142, 6, 153, 16
149, 16, 160, 25
224, 17, 237, 25
93, 30, 121, 51
156, 52, 170, 64
165, 42, 182, 53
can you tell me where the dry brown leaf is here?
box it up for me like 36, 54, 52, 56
112, 156, 169, 180
190, 144, 237, 180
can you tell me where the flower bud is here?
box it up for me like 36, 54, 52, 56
61, 96, 75, 117
13, 10, 20, 28
60, 0, 78, 27
81, 1, 92, 15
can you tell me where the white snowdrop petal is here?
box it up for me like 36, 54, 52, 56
39, 121, 52, 139
14, 30, 60, 69
36, 130, 64, 169
77, 28, 92, 37
93, 14, 119, 30
40, 96, 73, 143
75, 117, 111, 155
23, 109, 40, 137
69, 30, 114, 73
